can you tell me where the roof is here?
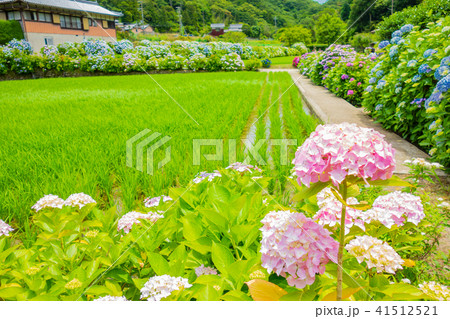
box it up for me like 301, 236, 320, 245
229, 24, 243, 28
0, 0, 122, 17
211, 23, 225, 28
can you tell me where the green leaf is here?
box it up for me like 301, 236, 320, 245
181, 215, 203, 242
211, 242, 235, 274
183, 237, 212, 255
208, 185, 231, 203
221, 290, 252, 301
194, 284, 221, 301
292, 181, 331, 201
148, 253, 170, 276
279, 291, 302, 301
65, 244, 77, 259
367, 176, 413, 187
0, 287, 27, 300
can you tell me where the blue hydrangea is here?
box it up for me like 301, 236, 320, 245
376, 79, 386, 89
369, 77, 377, 84
441, 56, 450, 67
391, 37, 402, 45
407, 60, 417, 67
400, 24, 413, 34
418, 64, 432, 74
378, 41, 390, 49
389, 46, 399, 59
7, 39, 33, 55
412, 75, 422, 83
395, 87, 402, 94
425, 91, 443, 109
436, 75, 450, 93
434, 65, 449, 81
392, 30, 403, 38
423, 49, 437, 58
375, 104, 383, 111
366, 86, 373, 92
429, 121, 437, 130
376, 70, 384, 78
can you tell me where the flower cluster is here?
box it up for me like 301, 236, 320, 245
64, 193, 96, 209
418, 282, 450, 301
404, 157, 443, 170
193, 171, 221, 184
292, 123, 395, 187
140, 275, 192, 301
365, 192, 424, 228
117, 211, 164, 234
260, 210, 338, 289
144, 195, 173, 208
0, 219, 14, 237
226, 162, 262, 173
345, 235, 404, 274
195, 264, 218, 276
31, 194, 65, 211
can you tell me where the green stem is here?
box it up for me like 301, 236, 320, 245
336, 181, 347, 301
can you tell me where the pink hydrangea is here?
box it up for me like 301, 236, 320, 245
347, 90, 354, 95
144, 195, 173, 208
195, 264, 218, 276
0, 219, 14, 237
365, 191, 424, 228
260, 210, 339, 289
349, 77, 355, 82
313, 188, 368, 233
117, 211, 164, 234
64, 193, 96, 209
292, 123, 396, 187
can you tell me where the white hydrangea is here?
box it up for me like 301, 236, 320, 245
192, 171, 221, 184
64, 193, 96, 209
226, 162, 262, 173
345, 235, 404, 274
31, 194, 64, 211
144, 195, 173, 208
94, 295, 128, 301
404, 158, 443, 170
419, 281, 450, 301
117, 211, 164, 234
0, 219, 14, 237
195, 264, 218, 277
140, 275, 192, 301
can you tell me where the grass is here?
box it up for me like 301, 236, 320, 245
269, 56, 298, 69
0, 71, 317, 237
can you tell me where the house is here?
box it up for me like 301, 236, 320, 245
0, 0, 122, 51
118, 23, 154, 35
225, 24, 242, 33
210, 23, 224, 36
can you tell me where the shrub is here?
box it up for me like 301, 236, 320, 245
291, 42, 308, 55
261, 58, 271, 68
244, 58, 262, 71
350, 32, 378, 52
0, 20, 24, 45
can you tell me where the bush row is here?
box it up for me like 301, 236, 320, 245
298, 18, 450, 168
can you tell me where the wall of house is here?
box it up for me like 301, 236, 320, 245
23, 21, 116, 51
0, 11, 6, 20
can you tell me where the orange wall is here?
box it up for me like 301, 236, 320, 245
24, 21, 116, 38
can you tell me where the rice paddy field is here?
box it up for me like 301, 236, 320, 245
0, 72, 318, 236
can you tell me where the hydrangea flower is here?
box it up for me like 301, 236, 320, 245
0, 219, 14, 237
392, 30, 403, 38
32, 194, 65, 211
404, 158, 443, 170
407, 60, 417, 67
376, 70, 384, 78
292, 123, 395, 187
418, 64, 432, 74
436, 75, 450, 93
424, 91, 444, 109
193, 171, 221, 183
365, 191, 424, 228
434, 65, 449, 81
369, 77, 377, 84
391, 37, 402, 45
419, 282, 450, 301
345, 235, 404, 274
349, 77, 355, 82
412, 74, 422, 83
144, 195, 173, 208
117, 211, 164, 234
140, 275, 192, 301
395, 87, 402, 94
94, 295, 128, 301
400, 24, 413, 34
226, 162, 262, 173
195, 264, 218, 276
376, 79, 386, 89
366, 86, 373, 93
64, 193, 96, 209
378, 41, 390, 49
341, 74, 349, 80
260, 210, 338, 289
441, 56, 450, 67
423, 49, 437, 58
375, 104, 383, 111
347, 90, 354, 95
389, 46, 399, 59
313, 188, 369, 233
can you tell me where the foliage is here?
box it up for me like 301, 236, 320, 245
244, 58, 262, 71
0, 21, 24, 45
363, 18, 450, 168
278, 26, 312, 47
350, 32, 378, 52
291, 42, 308, 55
261, 58, 271, 68
377, 0, 450, 40
222, 32, 247, 43
315, 12, 347, 45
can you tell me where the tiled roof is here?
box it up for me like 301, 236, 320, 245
0, 0, 122, 17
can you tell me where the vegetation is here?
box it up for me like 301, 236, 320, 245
0, 20, 24, 45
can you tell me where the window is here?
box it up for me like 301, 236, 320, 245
23, 11, 37, 21
7, 11, 21, 21
44, 37, 53, 46
107, 20, 115, 29
60, 15, 82, 29
89, 18, 97, 27
38, 12, 52, 23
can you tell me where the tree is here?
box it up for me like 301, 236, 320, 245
223, 31, 247, 43
278, 26, 312, 47
340, 0, 351, 21
315, 13, 347, 45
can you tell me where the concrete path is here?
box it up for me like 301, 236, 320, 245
260, 69, 431, 175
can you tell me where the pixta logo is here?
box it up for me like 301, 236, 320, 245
126, 129, 171, 175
